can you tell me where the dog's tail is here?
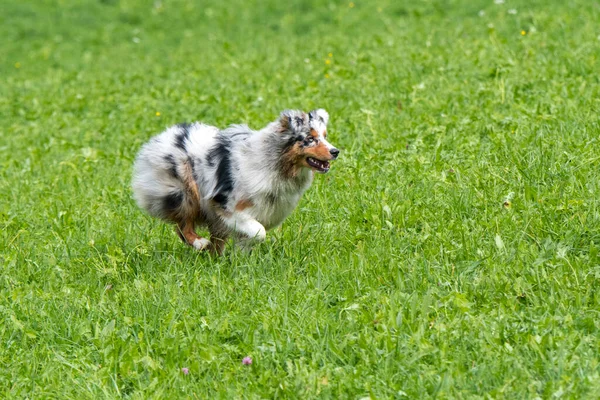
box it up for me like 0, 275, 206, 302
132, 126, 202, 224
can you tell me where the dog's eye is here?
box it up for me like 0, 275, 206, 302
306, 137, 316, 144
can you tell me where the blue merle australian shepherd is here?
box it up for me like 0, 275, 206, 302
132, 109, 339, 255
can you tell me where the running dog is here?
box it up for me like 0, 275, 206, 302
132, 109, 339, 254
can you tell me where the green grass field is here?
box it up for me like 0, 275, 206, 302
2, 0, 600, 397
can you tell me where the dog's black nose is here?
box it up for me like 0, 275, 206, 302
330, 148, 340, 159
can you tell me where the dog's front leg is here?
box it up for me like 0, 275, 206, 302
220, 212, 266, 242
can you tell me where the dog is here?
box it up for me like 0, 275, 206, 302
132, 109, 339, 254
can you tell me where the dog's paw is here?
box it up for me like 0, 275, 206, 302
192, 238, 211, 251
246, 221, 266, 242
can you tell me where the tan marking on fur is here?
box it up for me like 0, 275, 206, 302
164, 160, 202, 224
176, 220, 210, 251
280, 142, 304, 178
183, 160, 200, 204
304, 141, 332, 160
310, 129, 319, 138
213, 203, 233, 218
235, 199, 254, 211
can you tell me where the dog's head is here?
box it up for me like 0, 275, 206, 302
278, 109, 339, 175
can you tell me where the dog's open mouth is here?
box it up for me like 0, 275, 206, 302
306, 157, 330, 173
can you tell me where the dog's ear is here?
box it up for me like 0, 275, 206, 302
309, 109, 329, 126
279, 110, 308, 133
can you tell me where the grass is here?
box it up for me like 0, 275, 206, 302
1, 0, 600, 397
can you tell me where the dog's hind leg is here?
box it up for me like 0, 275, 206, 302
207, 227, 228, 256
176, 220, 211, 251
209, 236, 228, 255
173, 159, 213, 251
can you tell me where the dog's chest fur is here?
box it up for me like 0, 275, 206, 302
239, 170, 313, 230
250, 191, 304, 230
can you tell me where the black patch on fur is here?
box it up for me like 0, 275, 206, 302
163, 191, 183, 212
206, 143, 218, 167
164, 155, 178, 179
213, 193, 228, 206
174, 123, 191, 151
281, 134, 304, 153
206, 155, 215, 167
207, 138, 234, 207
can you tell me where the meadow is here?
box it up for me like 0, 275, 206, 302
1, 0, 600, 397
